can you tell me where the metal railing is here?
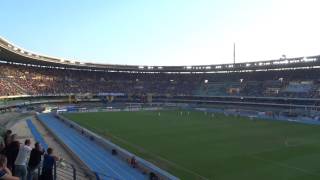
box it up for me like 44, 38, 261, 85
35, 159, 120, 180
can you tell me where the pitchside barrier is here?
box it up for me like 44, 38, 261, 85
192, 107, 320, 125
54, 113, 180, 180
57, 106, 163, 114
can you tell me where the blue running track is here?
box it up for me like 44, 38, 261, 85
37, 114, 147, 180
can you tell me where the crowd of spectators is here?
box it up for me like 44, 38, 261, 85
1, 63, 320, 99
0, 130, 60, 180
0, 80, 24, 96
0, 63, 198, 96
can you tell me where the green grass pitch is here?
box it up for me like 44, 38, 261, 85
63, 110, 320, 180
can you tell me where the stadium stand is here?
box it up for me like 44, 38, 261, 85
2, 62, 320, 99
26, 119, 48, 150
2, 36, 320, 180
37, 113, 147, 180
26, 119, 98, 180
2, 35, 320, 99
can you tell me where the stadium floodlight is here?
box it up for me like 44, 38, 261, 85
279, 77, 284, 82
302, 57, 309, 62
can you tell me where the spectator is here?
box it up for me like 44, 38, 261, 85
0, 154, 19, 180
40, 148, 60, 180
149, 172, 159, 180
130, 156, 137, 168
14, 139, 32, 180
27, 142, 44, 180
3, 130, 12, 148
4, 134, 20, 172
0, 142, 4, 154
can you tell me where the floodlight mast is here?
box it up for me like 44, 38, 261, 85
233, 42, 236, 65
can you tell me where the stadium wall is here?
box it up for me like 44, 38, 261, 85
2, 95, 320, 110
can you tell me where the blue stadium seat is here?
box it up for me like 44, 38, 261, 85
26, 119, 49, 150
37, 114, 147, 180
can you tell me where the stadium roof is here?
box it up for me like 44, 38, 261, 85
1, 36, 320, 73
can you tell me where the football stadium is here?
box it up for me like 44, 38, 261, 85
1, 1, 320, 180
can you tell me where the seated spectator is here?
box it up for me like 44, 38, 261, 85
27, 142, 44, 180
0, 154, 19, 180
4, 134, 20, 172
149, 172, 159, 180
40, 147, 60, 180
130, 156, 137, 168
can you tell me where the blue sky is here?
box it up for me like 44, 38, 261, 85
1, 0, 319, 65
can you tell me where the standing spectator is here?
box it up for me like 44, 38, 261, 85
14, 139, 32, 180
0, 154, 19, 180
0, 142, 4, 154
3, 130, 12, 148
40, 148, 60, 180
4, 134, 20, 172
27, 142, 44, 180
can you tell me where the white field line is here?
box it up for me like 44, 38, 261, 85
250, 155, 320, 177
